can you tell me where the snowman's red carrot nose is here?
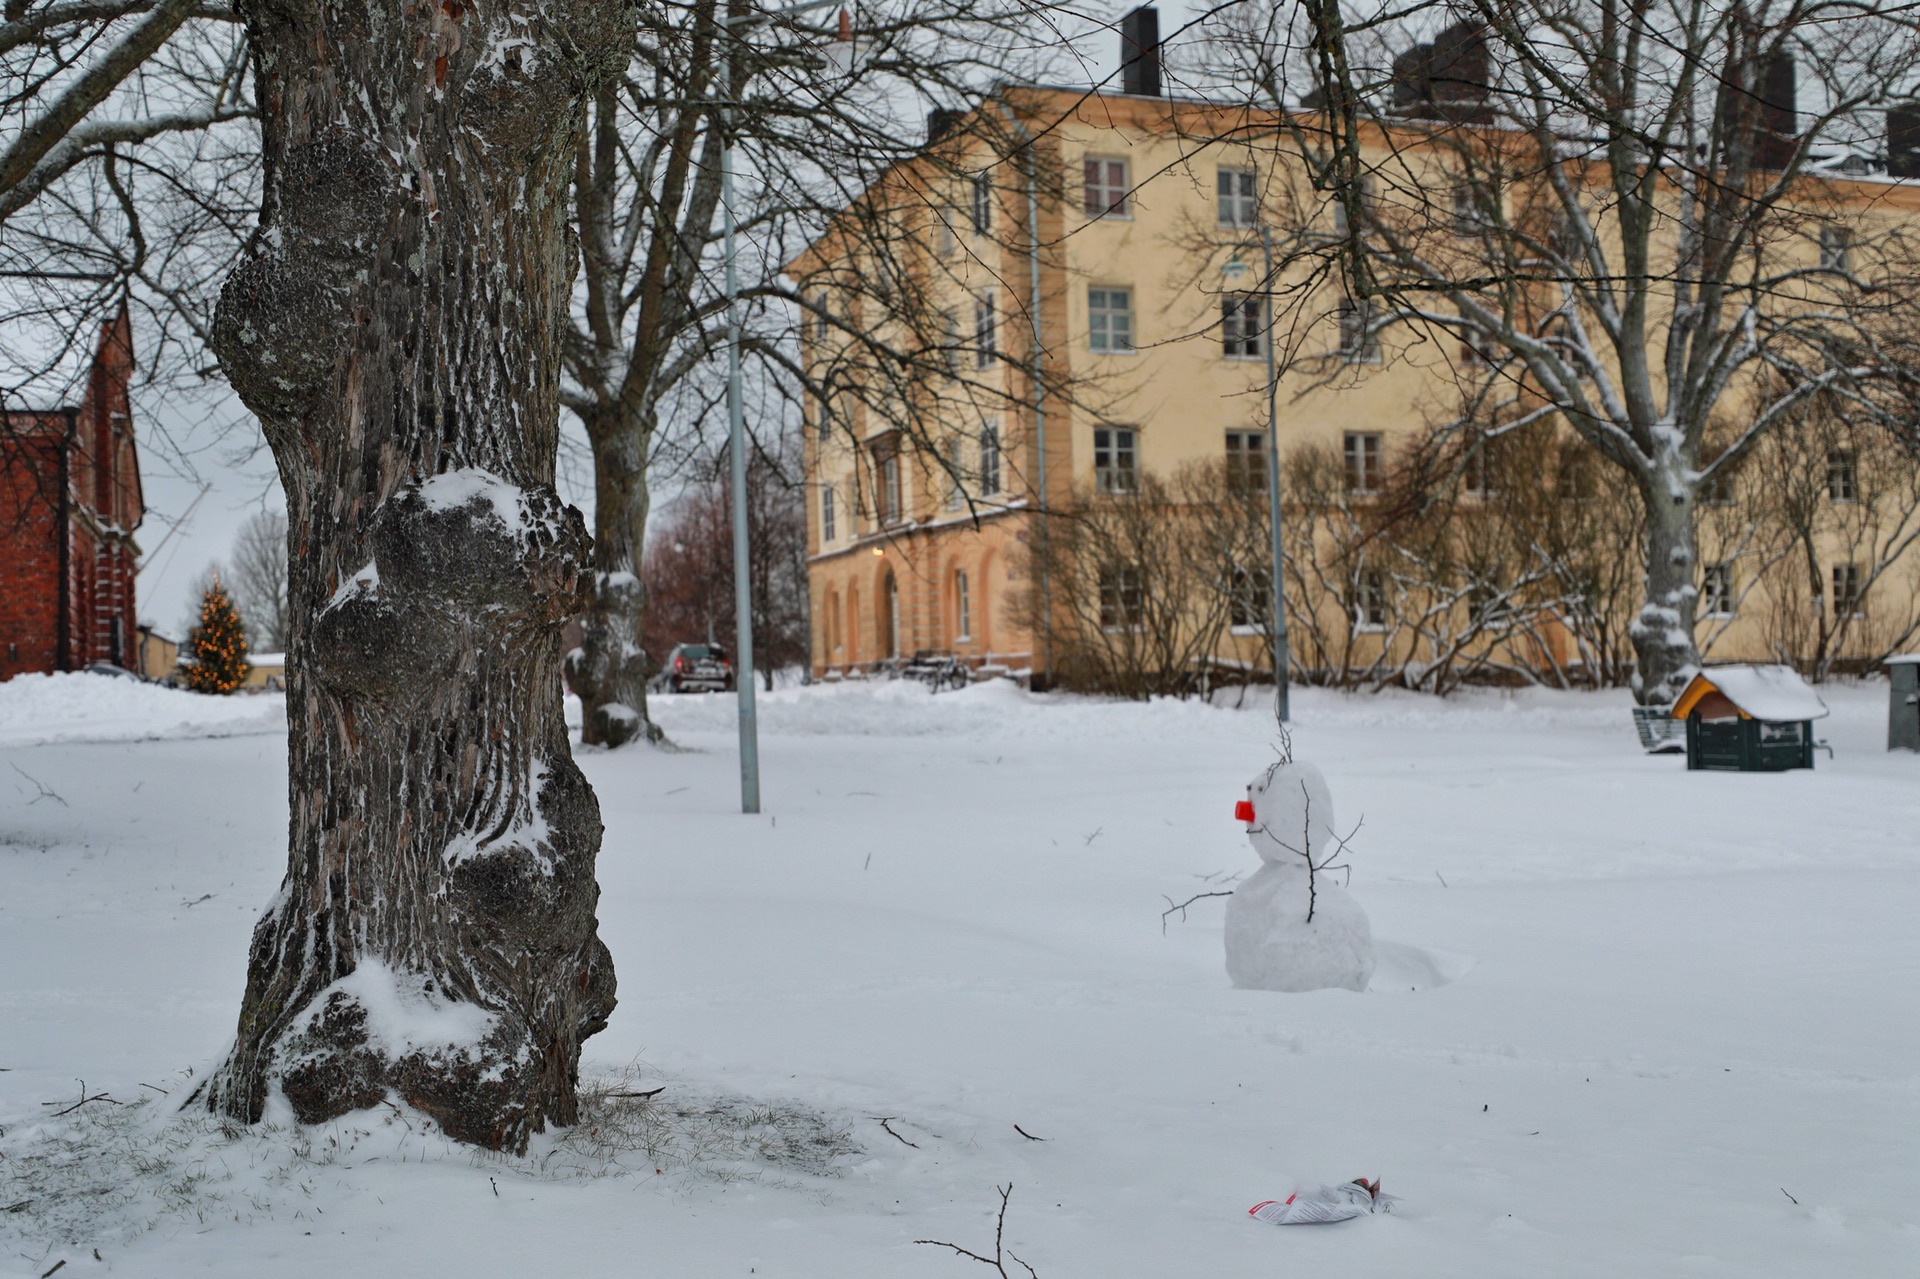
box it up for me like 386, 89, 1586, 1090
1235, 800, 1256, 824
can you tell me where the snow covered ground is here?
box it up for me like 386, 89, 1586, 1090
2, 673, 1916, 1277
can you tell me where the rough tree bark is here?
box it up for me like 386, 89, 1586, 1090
200, 0, 633, 1151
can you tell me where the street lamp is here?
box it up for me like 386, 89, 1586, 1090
720, 0, 847, 814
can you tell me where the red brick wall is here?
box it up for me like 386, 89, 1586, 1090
0, 307, 142, 678
0, 426, 65, 678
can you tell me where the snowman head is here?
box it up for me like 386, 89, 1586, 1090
1236, 759, 1336, 865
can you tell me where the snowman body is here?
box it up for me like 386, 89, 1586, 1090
1224, 760, 1375, 993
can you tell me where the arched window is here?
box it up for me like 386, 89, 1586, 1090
954, 569, 972, 642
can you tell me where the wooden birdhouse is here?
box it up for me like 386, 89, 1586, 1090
1671, 665, 1829, 772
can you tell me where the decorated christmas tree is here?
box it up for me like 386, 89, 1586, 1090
184, 576, 252, 694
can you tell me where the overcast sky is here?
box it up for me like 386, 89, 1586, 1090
130, 6, 1154, 636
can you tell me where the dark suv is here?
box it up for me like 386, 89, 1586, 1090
659, 642, 734, 693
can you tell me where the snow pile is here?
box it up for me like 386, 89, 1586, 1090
0, 671, 283, 748
1223, 758, 1375, 993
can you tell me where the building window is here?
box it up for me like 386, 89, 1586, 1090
1462, 442, 1494, 497
1222, 294, 1265, 358
1225, 430, 1266, 493
1094, 425, 1138, 494
936, 205, 957, 257
1827, 449, 1857, 501
978, 421, 1001, 495
1083, 155, 1129, 218
1451, 183, 1477, 231
1088, 286, 1134, 352
1832, 562, 1864, 617
1099, 564, 1145, 630
945, 437, 965, 510
1218, 165, 1257, 227
1344, 431, 1384, 494
974, 293, 996, 368
940, 308, 959, 374
1338, 300, 1378, 362
1819, 225, 1852, 271
1702, 562, 1733, 617
1468, 581, 1509, 628
872, 438, 903, 525
1230, 564, 1271, 630
812, 291, 829, 342
1353, 569, 1387, 630
971, 173, 992, 235
821, 484, 836, 542
955, 569, 972, 641
1331, 176, 1373, 235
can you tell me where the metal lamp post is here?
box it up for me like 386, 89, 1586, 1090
1260, 224, 1291, 723
718, 0, 845, 814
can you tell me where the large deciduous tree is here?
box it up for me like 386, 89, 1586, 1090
1202, 0, 1920, 704
199, 0, 633, 1151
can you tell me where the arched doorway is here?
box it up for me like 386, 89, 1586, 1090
847, 583, 861, 663
881, 571, 899, 659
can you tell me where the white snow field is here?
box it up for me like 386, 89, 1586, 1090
1, 672, 1916, 1277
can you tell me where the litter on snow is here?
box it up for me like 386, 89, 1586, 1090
1249, 1178, 1400, 1224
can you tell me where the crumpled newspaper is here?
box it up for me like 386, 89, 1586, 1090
1249, 1179, 1400, 1225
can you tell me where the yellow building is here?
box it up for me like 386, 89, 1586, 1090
791, 38, 1920, 687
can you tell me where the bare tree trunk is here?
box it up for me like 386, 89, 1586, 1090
568, 409, 664, 747
200, 0, 631, 1152
1631, 449, 1702, 706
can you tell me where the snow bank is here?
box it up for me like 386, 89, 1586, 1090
0, 671, 284, 748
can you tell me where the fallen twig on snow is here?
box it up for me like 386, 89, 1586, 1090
1012, 1125, 1045, 1142
10, 764, 67, 807
916, 1183, 1038, 1278
41, 1081, 119, 1117
871, 1116, 919, 1149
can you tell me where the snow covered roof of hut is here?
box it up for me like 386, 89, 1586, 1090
1885, 653, 1920, 666
1671, 665, 1829, 722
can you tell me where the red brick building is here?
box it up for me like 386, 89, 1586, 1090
1, 307, 144, 679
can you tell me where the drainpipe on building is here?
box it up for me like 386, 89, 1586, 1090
993, 98, 1051, 688
56, 408, 76, 671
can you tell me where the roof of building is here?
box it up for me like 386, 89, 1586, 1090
1672, 665, 1830, 722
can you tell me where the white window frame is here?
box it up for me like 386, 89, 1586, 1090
1344, 431, 1383, 494
1088, 285, 1134, 352
1229, 564, 1270, 633
1099, 564, 1146, 631
1353, 568, 1388, 632
974, 293, 996, 369
955, 568, 972, 642
1083, 155, 1130, 219
978, 421, 1002, 495
1702, 562, 1734, 618
1338, 299, 1379, 363
971, 173, 993, 235
1832, 562, 1865, 618
1094, 425, 1139, 494
1827, 449, 1858, 502
1819, 225, 1852, 272
944, 437, 966, 511
821, 484, 836, 542
1222, 294, 1265, 359
1225, 430, 1266, 493
1217, 165, 1258, 228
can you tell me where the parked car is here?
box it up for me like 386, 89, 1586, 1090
658, 642, 734, 693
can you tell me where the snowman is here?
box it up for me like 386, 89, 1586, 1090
1223, 758, 1375, 992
